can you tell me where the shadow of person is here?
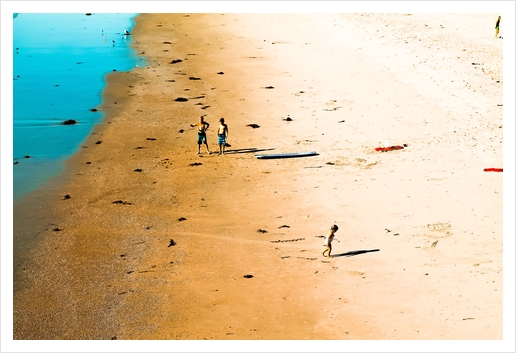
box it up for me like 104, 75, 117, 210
224, 147, 275, 155
332, 249, 380, 258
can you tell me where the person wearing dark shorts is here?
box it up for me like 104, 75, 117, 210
217, 118, 229, 155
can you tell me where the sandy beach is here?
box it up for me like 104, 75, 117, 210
11, 11, 511, 347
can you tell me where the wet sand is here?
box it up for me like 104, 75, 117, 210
11, 12, 510, 349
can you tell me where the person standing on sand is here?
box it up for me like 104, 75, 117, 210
495, 16, 501, 38
217, 118, 229, 155
190, 116, 211, 154
322, 224, 338, 258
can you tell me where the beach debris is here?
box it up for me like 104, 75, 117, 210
52, 227, 62, 232
189, 162, 202, 166
175, 97, 188, 102
189, 77, 201, 80
90, 108, 98, 112
484, 168, 503, 172
112, 200, 132, 205
271, 238, 305, 243
85, 13, 91, 16
278, 225, 290, 229
257, 229, 268, 233
338, 120, 345, 123
394, 233, 399, 236
163, 41, 172, 44
179, 129, 185, 133
192, 95, 205, 99
134, 168, 143, 172
177, 217, 187, 222
217, 71, 224, 75
281, 256, 290, 259
95, 140, 102, 144
165, 79, 175, 82
315, 235, 325, 238
243, 274, 254, 278
385, 228, 391, 232
135, 147, 146, 149
297, 257, 317, 261
201, 105, 210, 110
63, 194, 71, 200
170, 59, 183, 64
431, 240, 438, 247
246, 124, 260, 129
326, 162, 335, 165
14, 161, 18, 165
23, 155, 31, 158
282, 115, 293, 121
138, 269, 156, 273
263, 86, 274, 89
168, 239, 176, 247
463, 318, 475, 320
146, 137, 156, 140
85, 161, 91, 164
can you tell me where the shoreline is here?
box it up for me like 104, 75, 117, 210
12, 12, 142, 289
12, 13, 140, 203
13, 13, 505, 342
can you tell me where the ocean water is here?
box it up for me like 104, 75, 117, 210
13, 13, 143, 203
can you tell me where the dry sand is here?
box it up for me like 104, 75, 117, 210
11, 12, 511, 348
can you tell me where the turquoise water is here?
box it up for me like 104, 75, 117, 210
13, 13, 144, 202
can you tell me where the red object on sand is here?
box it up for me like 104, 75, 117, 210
483, 168, 503, 172
375, 146, 404, 152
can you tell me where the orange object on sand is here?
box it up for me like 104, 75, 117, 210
483, 168, 503, 172
375, 146, 404, 152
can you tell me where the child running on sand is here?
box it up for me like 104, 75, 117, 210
322, 224, 338, 258
190, 116, 211, 155
217, 118, 229, 155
